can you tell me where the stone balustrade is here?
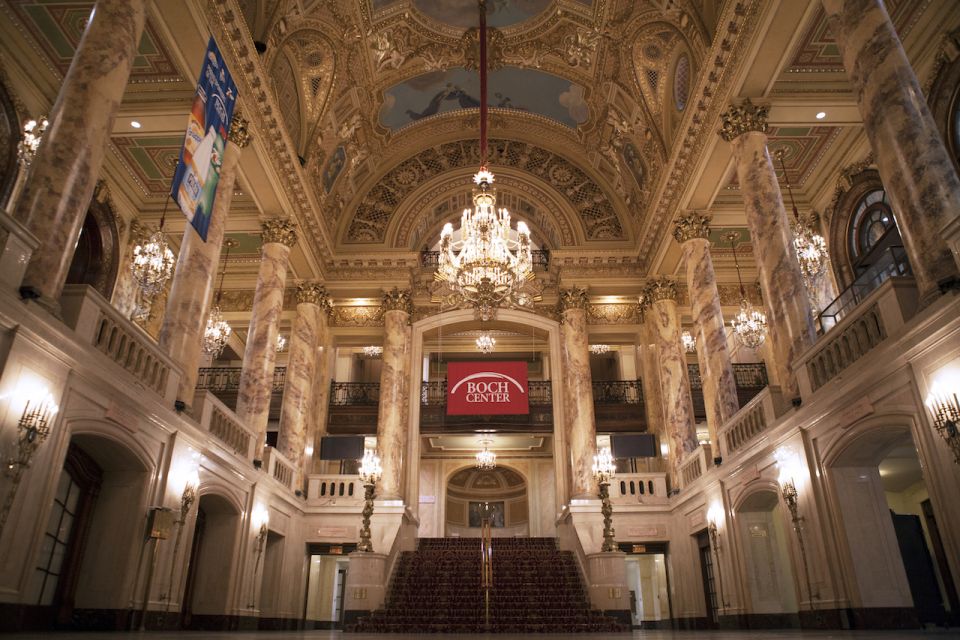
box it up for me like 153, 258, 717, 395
60, 284, 180, 403
796, 277, 919, 396
264, 445, 297, 489
717, 385, 788, 455
610, 473, 668, 505
307, 474, 363, 506
678, 444, 711, 489
193, 390, 255, 460
0, 209, 39, 294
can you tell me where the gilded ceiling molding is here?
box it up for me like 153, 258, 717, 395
228, 112, 252, 147
635, 0, 763, 269
261, 218, 298, 247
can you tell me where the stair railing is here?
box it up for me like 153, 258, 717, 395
481, 516, 493, 630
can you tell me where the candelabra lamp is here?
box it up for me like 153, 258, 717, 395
706, 504, 730, 610
163, 468, 199, 612
774, 447, 819, 609
925, 380, 960, 463
0, 384, 59, 536
247, 506, 269, 609
592, 447, 618, 552
357, 450, 382, 553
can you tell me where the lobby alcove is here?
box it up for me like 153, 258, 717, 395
444, 465, 529, 537
180, 493, 241, 628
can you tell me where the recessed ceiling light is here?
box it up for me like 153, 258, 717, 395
815, 112, 826, 120
130, 120, 142, 128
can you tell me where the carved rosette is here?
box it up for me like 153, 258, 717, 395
718, 99, 769, 142
261, 218, 298, 247
296, 281, 332, 313
673, 212, 712, 244
229, 112, 251, 148
558, 287, 589, 313
382, 287, 413, 316
644, 277, 679, 303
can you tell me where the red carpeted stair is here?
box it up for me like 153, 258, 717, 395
350, 537, 627, 633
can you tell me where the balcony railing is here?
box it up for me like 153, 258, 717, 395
419, 380, 555, 406
818, 246, 911, 333
688, 363, 769, 420
331, 382, 381, 405
196, 366, 286, 393
419, 249, 550, 270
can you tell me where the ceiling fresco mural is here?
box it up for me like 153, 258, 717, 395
379, 66, 589, 131
411, 0, 551, 29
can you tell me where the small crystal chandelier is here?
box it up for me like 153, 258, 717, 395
727, 232, 767, 349
776, 150, 829, 285
202, 239, 235, 358
475, 331, 496, 354
681, 330, 697, 354
362, 346, 383, 358
475, 439, 496, 471
589, 344, 610, 355
435, 1, 536, 322
275, 333, 286, 352
130, 215, 175, 319
17, 116, 49, 167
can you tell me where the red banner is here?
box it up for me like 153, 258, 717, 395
446, 361, 529, 415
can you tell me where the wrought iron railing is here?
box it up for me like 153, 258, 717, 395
818, 246, 911, 333
330, 382, 381, 406
687, 363, 768, 390
592, 380, 643, 404
419, 249, 550, 270
196, 366, 286, 393
420, 380, 554, 406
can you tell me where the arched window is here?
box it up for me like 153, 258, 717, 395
849, 189, 895, 259
673, 53, 690, 112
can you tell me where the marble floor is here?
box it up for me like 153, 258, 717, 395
5, 632, 960, 639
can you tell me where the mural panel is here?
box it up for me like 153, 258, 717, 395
412, 0, 550, 28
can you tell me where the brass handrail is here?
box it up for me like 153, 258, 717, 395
481, 516, 493, 630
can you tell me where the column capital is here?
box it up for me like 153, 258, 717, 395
558, 286, 589, 312
229, 112, 252, 148
718, 99, 768, 142
381, 287, 413, 315
644, 277, 679, 303
296, 281, 332, 314
261, 217, 298, 247
673, 211, 712, 244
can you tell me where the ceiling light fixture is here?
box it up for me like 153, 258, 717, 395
131, 120, 142, 128
815, 112, 826, 120
434, 0, 537, 321
475, 331, 496, 354
362, 346, 383, 358
589, 344, 610, 355
475, 439, 497, 471
727, 232, 767, 349
202, 239, 236, 358
681, 330, 697, 354
17, 116, 49, 167
775, 149, 829, 292
275, 333, 286, 352
130, 203, 175, 321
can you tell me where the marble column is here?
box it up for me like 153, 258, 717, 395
824, 0, 960, 302
277, 282, 331, 470
637, 304, 665, 459
376, 288, 412, 501
719, 100, 816, 400
159, 115, 251, 408
674, 212, 739, 458
307, 311, 333, 474
559, 287, 597, 500
235, 218, 298, 456
14, 0, 146, 308
644, 278, 698, 479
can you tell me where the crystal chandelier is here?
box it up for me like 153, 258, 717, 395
727, 232, 767, 349
362, 346, 383, 358
475, 439, 496, 471
275, 333, 286, 352
776, 150, 829, 285
589, 344, 610, 355
202, 239, 235, 358
681, 330, 697, 354
131, 224, 175, 312
475, 331, 496, 354
434, 0, 536, 322
17, 116, 49, 167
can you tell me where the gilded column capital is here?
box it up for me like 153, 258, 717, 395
673, 212, 712, 244
644, 277, 679, 303
382, 287, 413, 315
296, 281, 333, 314
229, 112, 251, 148
718, 99, 769, 142
260, 218, 298, 247
637, 293, 651, 323
558, 286, 589, 312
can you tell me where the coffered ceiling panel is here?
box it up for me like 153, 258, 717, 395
726, 126, 842, 190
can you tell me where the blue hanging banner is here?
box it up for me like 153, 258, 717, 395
171, 36, 237, 242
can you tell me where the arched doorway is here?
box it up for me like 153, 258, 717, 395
180, 493, 241, 627
30, 433, 151, 627
445, 466, 529, 537
735, 488, 798, 620
827, 426, 957, 626
64, 189, 120, 301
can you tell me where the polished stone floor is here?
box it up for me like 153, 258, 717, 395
5, 632, 960, 639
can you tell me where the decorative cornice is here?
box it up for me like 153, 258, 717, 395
296, 281, 332, 314
558, 287, 589, 312
718, 99, 769, 142
261, 218, 298, 247
673, 211, 711, 244
644, 277, 679, 302
382, 287, 413, 315
228, 112, 251, 148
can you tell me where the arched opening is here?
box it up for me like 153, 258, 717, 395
64, 194, 120, 300
828, 426, 957, 626
445, 466, 528, 537
735, 489, 798, 619
180, 493, 241, 627
29, 434, 151, 626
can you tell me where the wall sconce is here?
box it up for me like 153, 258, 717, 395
773, 446, 819, 608
247, 504, 270, 609
925, 376, 960, 463
592, 446, 618, 552
706, 503, 729, 610
162, 459, 200, 612
357, 450, 382, 552
0, 380, 59, 535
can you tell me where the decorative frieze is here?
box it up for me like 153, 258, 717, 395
718, 98, 769, 142
261, 218, 298, 247
228, 112, 251, 148
673, 211, 711, 244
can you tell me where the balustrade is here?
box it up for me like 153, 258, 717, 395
306, 474, 363, 506
263, 445, 296, 489
611, 473, 668, 505
192, 390, 255, 460
717, 386, 787, 455
678, 444, 711, 489
196, 366, 285, 392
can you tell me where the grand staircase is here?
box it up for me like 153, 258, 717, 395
350, 537, 628, 634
